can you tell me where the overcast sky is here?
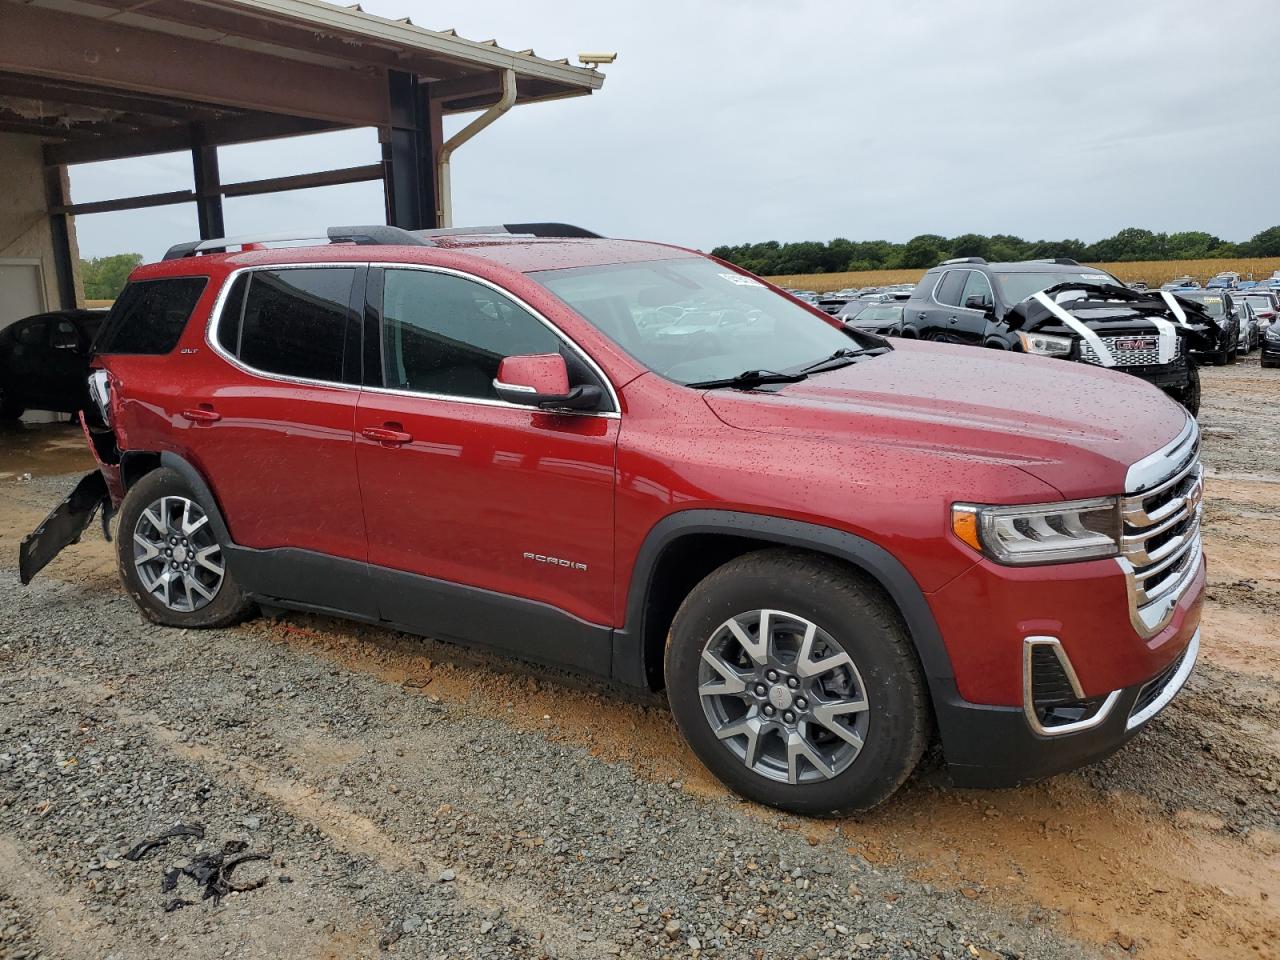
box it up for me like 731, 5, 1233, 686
71, 0, 1280, 262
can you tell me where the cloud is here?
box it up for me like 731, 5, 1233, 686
70, 0, 1280, 261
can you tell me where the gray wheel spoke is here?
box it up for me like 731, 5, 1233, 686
796, 621, 853, 679
724, 615, 768, 666
194, 545, 223, 577
133, 533, 161, 563
786, 730, 834, 783
142, 507, 167, 537
699, 649, 750, 697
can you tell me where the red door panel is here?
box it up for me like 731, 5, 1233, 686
355, 393, 617, 626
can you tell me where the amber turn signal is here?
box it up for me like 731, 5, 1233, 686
951, 506, 982, 552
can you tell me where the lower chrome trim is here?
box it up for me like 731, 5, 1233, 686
1022, 637, 1120, 737
1126, 629, 1199, 730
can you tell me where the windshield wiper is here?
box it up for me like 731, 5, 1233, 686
687, 369, 809, 390
793, 347, 867, 375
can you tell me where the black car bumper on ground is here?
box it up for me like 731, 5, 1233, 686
934, 630, 1199, 788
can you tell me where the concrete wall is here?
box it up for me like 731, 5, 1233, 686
0, 133, 83, 319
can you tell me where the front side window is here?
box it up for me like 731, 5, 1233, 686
531, 257, 864, 386
228, 268, 356, 383
95, 277, 208, 355
380, 269, 562, 401
960, 271, 994, 308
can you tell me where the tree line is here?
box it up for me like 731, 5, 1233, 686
711, 226, 1280, 276
81, 253, 143, 300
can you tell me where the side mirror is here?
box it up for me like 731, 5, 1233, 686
493, 353, 603, 412
964, 294, 993, 312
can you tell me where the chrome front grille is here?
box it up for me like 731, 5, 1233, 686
1118, 418, 1204, 638
1080, 333, 1182, 368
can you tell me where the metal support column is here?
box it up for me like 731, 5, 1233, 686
41, 160, 78, 309
191, 126, 225, 239
382, 70, 440, 229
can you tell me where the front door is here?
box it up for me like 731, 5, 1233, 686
354, 267, 618, 666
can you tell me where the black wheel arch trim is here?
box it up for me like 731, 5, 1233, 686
157, 451, 233, 545
612, 509, 956, 694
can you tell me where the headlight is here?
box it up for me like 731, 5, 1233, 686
1266, 325, 1280, 342
952, 498, 1120, 565
1017, 331, 1073, 357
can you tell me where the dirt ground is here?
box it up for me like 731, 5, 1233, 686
0, 358, 1276, 960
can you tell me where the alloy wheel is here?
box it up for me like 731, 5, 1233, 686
132, 496, 225, 612
698, 609, 870, 785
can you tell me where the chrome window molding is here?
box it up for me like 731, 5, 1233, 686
1126, 629, 1199, 730
204, 261, 621, 419
929, 268, 989, 315
1022, 636, 1121, 737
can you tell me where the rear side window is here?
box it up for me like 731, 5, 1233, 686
95, 277, 207, 355
934, 270, 968, 307
224, 269, 357, 383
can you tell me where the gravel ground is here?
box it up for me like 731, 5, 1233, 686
0, 358, 1277, 960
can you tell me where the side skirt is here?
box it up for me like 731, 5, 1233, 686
224, 545, 613, 678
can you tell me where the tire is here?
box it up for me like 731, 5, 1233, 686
1228, 344, 1238, 364
665, 549, 929, 816
0, 388, 23, 421
116, 468, 254, 628
1177, 364, 1201, 417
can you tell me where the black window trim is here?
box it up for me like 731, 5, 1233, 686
205, 262, 619, 418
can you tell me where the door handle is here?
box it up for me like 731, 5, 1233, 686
917, 312, 927, 320
948, 316, 959, 324
180, 406, 221, 424
361, 424, 413, 446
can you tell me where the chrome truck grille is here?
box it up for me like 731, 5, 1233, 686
1080, 333, 1182, 368
1118, 417, 1204, 638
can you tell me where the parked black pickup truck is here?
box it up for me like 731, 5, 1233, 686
900, 259, 1220, 414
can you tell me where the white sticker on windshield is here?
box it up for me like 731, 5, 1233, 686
720, 273, 763, 287
1082, 275, 1109, 282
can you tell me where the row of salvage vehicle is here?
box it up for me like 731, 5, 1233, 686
813, 258, 1278, 416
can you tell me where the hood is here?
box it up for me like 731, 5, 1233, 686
703, 339, 1190, 499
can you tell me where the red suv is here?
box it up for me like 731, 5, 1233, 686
21, 224, 1204, 815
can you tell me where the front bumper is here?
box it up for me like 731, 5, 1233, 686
939, 627, 1200, 787
1112, 358, 1194, 391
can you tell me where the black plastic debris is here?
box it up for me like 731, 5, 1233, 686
121, 823, 272, 911
157, 840, 270, 910
122, 823, 206, 862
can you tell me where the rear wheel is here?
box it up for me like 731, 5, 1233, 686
116, 468, 253, 628
1177, 364, 1201, 417
665, 550, 928, 816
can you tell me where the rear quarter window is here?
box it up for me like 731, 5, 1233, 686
95, 277, 208, 355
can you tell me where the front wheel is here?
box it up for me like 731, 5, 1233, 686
116, 468, 254, 628
0, 387, 23, 421
665, 550, 929, 816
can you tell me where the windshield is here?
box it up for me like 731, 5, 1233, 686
531, 258, 862, 386
1180, 294, 1226, 317
992, 271, 1120, 305
1244, 296, 1275, 310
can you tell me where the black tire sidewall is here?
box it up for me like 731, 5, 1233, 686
665, 551, 927, 816
116, 468, 251, 628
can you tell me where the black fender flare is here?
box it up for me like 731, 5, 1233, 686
158, 451, 233, 545
612, 509, 955, 695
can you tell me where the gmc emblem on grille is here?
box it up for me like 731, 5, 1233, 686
1114, 337, 1157, 351
523, 552, 588, 572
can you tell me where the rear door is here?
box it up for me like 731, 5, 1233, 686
179, 266, 372, 612
354, 266, 618, 660
919, 270, 968, 342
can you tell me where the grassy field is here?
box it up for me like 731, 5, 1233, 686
767, 257, 1280, 293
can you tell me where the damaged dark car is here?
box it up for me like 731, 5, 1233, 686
901, 259, 1221, 415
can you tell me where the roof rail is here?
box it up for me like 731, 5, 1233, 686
1029, 257, 1082, 266
940, 256, 988, 266
416, 222, 602, 239
162, 225, 430, 261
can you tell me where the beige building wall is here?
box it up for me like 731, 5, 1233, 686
0, 133, 83, 316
